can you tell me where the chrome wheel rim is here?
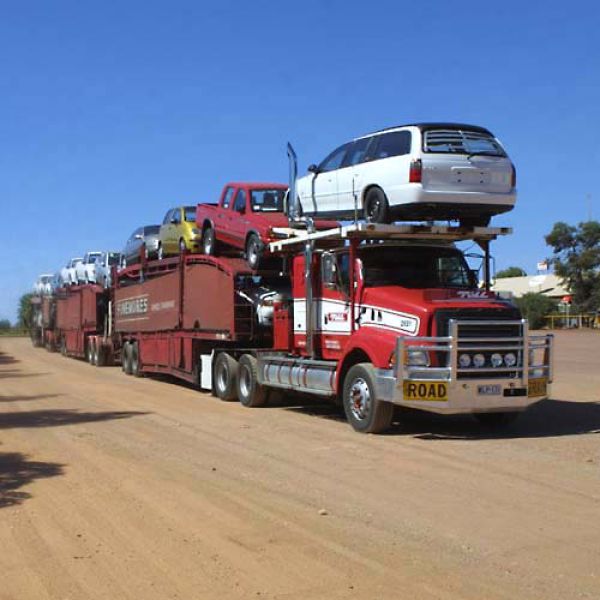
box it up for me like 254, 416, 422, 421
349, 377, 371, 421
239, 365, 251, 398
216, 361, 228, 392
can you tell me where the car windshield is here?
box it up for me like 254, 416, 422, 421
184, 206, 196, 222
144, 226, 160, 235
88, 253, 101, 263
359, 245, 476, 289
108, 253, 121, 265
423, 128, 506, 157
250, 189, 286, 212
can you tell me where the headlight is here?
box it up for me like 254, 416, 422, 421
504, 352, 517, 367
459, 353, 471, 368
406, 349, 430, 367
473, 353, 485, 368
491, 353, 503, 368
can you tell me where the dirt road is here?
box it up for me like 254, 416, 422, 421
1, 332, 599, 600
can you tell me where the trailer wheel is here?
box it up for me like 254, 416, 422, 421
60, 338, 67, 356
214, 352, 239, 401
473, 412, 519, 427
130, 341, 142, 377
87, 338, 95, 365
202, 226, 216, 256
237, 354, 266, 408
245, 234, 263, 270
343, 363, 394, 434
122, 341, 133, 375
96, 344, 106, 367
92, 339, 100, 366
364, 188, 390, 224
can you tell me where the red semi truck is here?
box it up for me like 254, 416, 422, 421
83, 222, 553, 434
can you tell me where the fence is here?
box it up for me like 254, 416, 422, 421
544, 314, 599, 329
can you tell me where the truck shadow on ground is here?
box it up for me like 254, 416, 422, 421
0, 394, 63, 403
281, 398, 600, 440
0, 451, 64, 509
0, 370, 48, 380
0, 408, 148, 430
0, 351, 20, 365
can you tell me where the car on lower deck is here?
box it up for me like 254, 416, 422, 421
296, 123, 516, 226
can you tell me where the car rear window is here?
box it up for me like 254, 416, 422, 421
184, 206, 196, 222
423, 128, 506, 156
144, 226, 160, 235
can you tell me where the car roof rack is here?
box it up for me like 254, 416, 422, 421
269, 222, 512, 252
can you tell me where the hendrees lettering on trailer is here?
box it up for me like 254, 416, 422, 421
117, 295, 149, 318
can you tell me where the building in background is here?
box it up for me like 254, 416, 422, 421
491, 274, 569, 299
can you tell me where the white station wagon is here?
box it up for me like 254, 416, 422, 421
296, 123, 516, 226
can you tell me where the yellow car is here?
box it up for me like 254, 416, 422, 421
157, 206, 201, 258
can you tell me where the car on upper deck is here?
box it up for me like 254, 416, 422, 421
122, 225, 160, 266
196, 182, 338, 269
60, 258, 83, 287
95, 251, 122, 288
157, 206, 201, 259
75, 251, 103, 284
295, 123, 516, 227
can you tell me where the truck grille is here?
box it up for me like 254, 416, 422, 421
434, 308, 523, 379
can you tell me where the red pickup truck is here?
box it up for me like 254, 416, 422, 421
196, 182, 337, 269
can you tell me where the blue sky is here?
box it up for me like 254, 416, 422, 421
1, 0, 599, 321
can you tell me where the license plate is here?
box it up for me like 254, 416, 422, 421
403, 381, 448, 402
528, 377, 547, 398
478, 384, 501, 396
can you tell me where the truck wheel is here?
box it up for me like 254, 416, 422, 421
343, 363, 394, 433
245, 234, 263, 270
130, 341, 142, 377
60, 338, 67, 356
473, 412, 519, 427
92, 340, 99, 366
202, 226, 215, 256
86, 339, 94, 364
122, 341, 133, 375
237, 354, 266, 408
96, 344, 106, 367
364, 188, 390, 224
214, 352, 239, 401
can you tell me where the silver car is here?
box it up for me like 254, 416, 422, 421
95, 251, 122, 288
122, 225, 160, 267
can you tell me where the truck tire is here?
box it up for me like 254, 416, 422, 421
92, 340, 99, 366
60, 338, 67, 356
122, 341, 133, 375
245, 234, 263, 270
473, 412, 519, 427
364, 188, 390, 224
237, 354, 267, 408
214, 352, 239, 401
342, 363, 394, 433
202, 226, 216, 256
96, 344, 106, 367
86, 339, 94, 364
130, 341, 142, 377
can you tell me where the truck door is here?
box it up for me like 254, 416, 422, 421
318, 252, 352, 359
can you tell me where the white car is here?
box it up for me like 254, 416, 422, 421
60, 258, 83, 287
296, 123, 516, 226
75, 251, 102, 284
95, 251, 122, 288
33, 274, 54, 295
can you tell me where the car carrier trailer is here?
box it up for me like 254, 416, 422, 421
81, 222, 553, 434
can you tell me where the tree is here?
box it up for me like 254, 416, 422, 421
514, 293, 557, 329
545, 221, 600, 312
18, 293, 34, 328
496, 266, 527, 278
0, 319, 11, 330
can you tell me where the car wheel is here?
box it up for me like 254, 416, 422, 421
202, 226, 216, 256
179, 238, 187, 254
364, 188, 391, 224
213, 352, 239, 401
245, 233, 263, 270
343, 363, 394, 433
157, 244, 164, 260
144, 244, 150, 260
237, 354, 266, 408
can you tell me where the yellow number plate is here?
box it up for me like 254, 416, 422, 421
528, 377, 548, 398
403, 381, 448, 402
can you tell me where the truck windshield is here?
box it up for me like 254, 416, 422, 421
250, 189, 285, 212
423, 128, 506, 156
360, 245, 477, 289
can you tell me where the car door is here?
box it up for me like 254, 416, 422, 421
229, 188, 249, 245
335, 137, 373, 215
171, 208, 182, 251
306, 143, 350, 216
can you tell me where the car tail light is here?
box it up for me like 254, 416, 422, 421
511, 164, 516, 188
409, 159, 422, 183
